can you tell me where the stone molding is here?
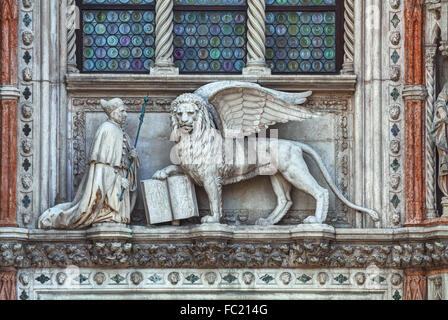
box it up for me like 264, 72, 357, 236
402, 85, 428, 100
65, 74, 358, 94
0, 85, 20, 100
16, 267, 404, 300
2, 225, 448, 270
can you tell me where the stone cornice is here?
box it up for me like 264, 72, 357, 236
65, 74, 358, 94
1, 225, 448, 270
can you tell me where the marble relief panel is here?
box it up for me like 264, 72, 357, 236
69, 94, 353, 226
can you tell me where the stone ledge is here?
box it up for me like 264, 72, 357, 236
1, 225, 447, 243
2, 225, 448, 270
65, 73, 357, 94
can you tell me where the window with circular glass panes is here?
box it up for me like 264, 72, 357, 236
265, 0, 342, 74
173, 0, 247, 73
78, 0, 155, 72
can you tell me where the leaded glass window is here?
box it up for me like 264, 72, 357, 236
265, 0, 342, 73
78, 0, 155, 72
173, 0, 247, 73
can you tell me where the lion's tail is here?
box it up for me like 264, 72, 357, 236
298, 142, 381, 223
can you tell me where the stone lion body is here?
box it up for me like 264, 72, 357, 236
154, 92, 379, 225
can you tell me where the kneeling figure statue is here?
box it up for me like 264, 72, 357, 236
39, 98, 139, 229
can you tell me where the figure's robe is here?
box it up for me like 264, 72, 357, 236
38, 120, 139, 229
431, 83, 448, 196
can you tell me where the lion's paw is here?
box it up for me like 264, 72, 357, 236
201, 215, 220, 224
255, 218, 275, 226
152, 170, 168, 180
303, 216, 323, 224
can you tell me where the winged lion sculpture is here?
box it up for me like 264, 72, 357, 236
153, 81, 380, 226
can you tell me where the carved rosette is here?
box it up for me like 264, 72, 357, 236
388, 0, 405, 227
341, 0, 355, 74
152, 0, 177, 74
16, 0, 35, 227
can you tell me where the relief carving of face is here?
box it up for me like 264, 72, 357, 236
110, 104, 128, 126
175, 103, 198, 134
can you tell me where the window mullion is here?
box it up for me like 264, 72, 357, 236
243, 0, 271, 75
152, 0, 179, 75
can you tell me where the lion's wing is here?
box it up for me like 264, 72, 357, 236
208, 85, 317, 138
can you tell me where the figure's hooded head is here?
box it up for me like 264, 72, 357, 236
101, 98, 127, 125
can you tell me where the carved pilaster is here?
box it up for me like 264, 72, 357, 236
243, 0, 271, 75
425, 45, 438, 219
404, 0, 426, 226
404, 270, 427, 300
341, 0, 355, 74
66, 0, 79, 73
151, 0, 178, 75
0, 268, 17, 300
0, 0, 19, 227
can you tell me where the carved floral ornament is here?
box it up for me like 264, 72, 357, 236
1, 238, 448, 270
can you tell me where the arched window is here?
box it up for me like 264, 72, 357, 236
265, 0, 342, 73
78, 0, 156, 73
173, 0, 247, 73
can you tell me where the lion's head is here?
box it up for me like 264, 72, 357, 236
171, 93, 216, 142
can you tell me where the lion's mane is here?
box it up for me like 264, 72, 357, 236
171, 94, 228, 184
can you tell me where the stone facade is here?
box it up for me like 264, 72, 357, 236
1, 0, 448, 300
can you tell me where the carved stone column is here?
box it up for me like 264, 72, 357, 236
425, 44, 438, 219
404, 0, 427, 225
66, 0, 79, 73
242, 0, 271, 75
0, 268, 17, 300
0, 0, 19, 227
341, 0, 355, 74
151, 0, 178, 75
404, 270, 427, 300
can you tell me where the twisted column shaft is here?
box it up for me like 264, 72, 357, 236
66, 0, 79, 73
247, 0, 266, 66
341, 0, 355, 74
425, 45, 438, 219
153, 0, 176, 72
243, 0, 270, 75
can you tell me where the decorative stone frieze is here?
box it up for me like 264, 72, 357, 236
17, 267, 404, 300
1, 226, 448, 270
